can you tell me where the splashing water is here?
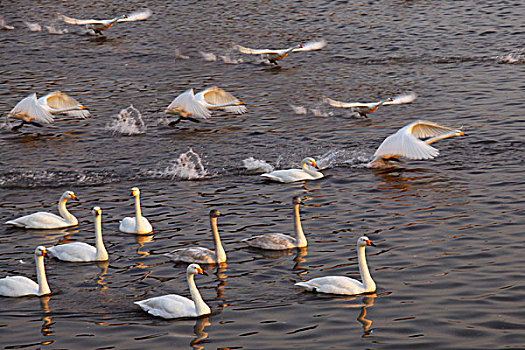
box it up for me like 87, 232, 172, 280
242, 157, 274, 174
199, 51, 217, 62
290, 105, 308, 115
174, 48, 190, 60
24, 21, 42, 32
0, 17, 15, 30
317, 149, 372, 169
495, 49, 525, 64
106, 105, 147, 136
220, 55, 243, 64
150, 149, 208, 180
45, 25, 68, 35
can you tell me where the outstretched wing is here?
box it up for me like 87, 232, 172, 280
117, 9, 152, 22
383, 92, 417, 105
374, 130, 439, 160
57, 14, 106, 25
166, 89, 211, 119
234, 43, 282, 55
9, 93, 54, 123
293, 39, 327, 52
41, 91, 90, 118
324, 97, 370, 108
408, 120, 454, 139
201, 87, 247, 114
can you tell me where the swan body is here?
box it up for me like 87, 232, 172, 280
58, 9, 152, 35
7, 93, 54, 130
261, 157, 324, 183
165, 210, 226, 264
0, 246, 51, 297
235, 40, 326, 64
366, 120, 466, 168
37, 91, 90, 118
135, 264, 211, 319
47, 207, 108, 262
119, 187, 153, 234
242, 196, 307, 250
295, 236, 376, 295
6, 191, 78, 229
195, 87, 247, 114
325, 92, 417, 117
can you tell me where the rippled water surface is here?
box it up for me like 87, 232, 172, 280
1, 1, 524, 349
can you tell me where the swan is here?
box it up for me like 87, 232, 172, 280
324, 92, 417, 118
234, 39, 327, 64
295, 236, 376, 295
58, 9, 152, 35
134, 263, 211, 319
242, 196, 307, 250
47, 207, 109, 262
0, 246, 51, 297
37, 91, 90, 118
165, 210, 226, 264
119, 187, 153, 234
261, 157, 324, 183
366, 120, 466, 168
6, 93, 54, 130
6, 191, 79, 229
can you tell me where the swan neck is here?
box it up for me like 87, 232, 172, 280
94, 214, 108, 261
294, 204, 307, 247
187, 272, 210, 316
425, 131, 459, 145
58, 196, 77, 225
35, 254, 51, 296
134, 194, 144, 230
358, 246, 375, 292
302, 163, 320, 176
211, 217, 226, 263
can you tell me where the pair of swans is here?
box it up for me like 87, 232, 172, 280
58, 9, 152, 35
6, 91, 89, 130
324, 92, 417, 118
165, 87, 246, 125
261, 157, 324, 183
366, 120, 466, 168
234, 40, 327, 65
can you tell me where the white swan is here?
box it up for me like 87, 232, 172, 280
324, 92, 417, 118
6, 93, 54, 130
6, 191, 78, 229
165, 210, 226, 264
295, 236, 376, 295
261, 157, 324, 183
242, 196, 307, 250
37, 91, 90, 118
366, 120, 466, 168
47, 207, 109, 262
119, 187, 153, 234
0, 246, 51, 297
58, 9, 152, 35
234, 39, 327, 64
134, 263, 211, 319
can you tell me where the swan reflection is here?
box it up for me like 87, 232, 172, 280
39, 295, 54, 340
190, 316, 210, 350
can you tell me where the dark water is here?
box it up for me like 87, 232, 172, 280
0, 1, 524, 349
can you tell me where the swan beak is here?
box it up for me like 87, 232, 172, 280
41, 248, 47, 256
458, 130, 466, 136
237, 101, 244, 105
366, 239, 376, 247
70, 194, 78, 201
311, 161, 319, 169
79, 105, 87, 110
197, 267, 207, 276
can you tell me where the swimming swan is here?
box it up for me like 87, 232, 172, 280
6, 191, 78, 229
58, 9, 152, 35
366, 120, 466, 168
134, 263, 211, 319
0, 246, 51, 297
37, 91, 90, 118
261, 157, 324, 183
295, 236, 376, 295
165, 210, 226, 264
234, 39, 327, 64
119, 187, 153, 234
242, 196, 307, 250
324, 92, 417, 118
47, 207, 109, 262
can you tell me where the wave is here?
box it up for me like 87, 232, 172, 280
148, 148, 209, 180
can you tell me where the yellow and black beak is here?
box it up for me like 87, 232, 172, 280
311, 160, 319, 169
366, 239, 376, 247
197, 267, 208, 276
70, 193, 78, 201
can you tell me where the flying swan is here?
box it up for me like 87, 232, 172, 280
261, 157, 324, 183
295, 236, 376, 295
134, 263, 211, 319
6, 191, 79, 229
0, 246, 51, 297
58, 9, 152, 35
324, 92, 417, 118
165, 210, 226, 264
119, 187, 153, 234
366, 120, 466, 168
242, 196, 307, 250
47, 207, 109, 262
234, 39, 327, 65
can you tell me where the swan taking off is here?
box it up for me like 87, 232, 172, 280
242, 196, 307, 250
6, 191, 79, 229
58, 9, 152, 35
366, 120, 466, 168
165, 87, 245, 125
134, 263, 211, 319
119, 187, 153, 234
324, 92, 417, 118
165, 210, 226, 264
234, 39, 327, 65
295, 236, 376, 295
261, 157, 324, 183
0, 246, 51, 297
47, 207, 109, 262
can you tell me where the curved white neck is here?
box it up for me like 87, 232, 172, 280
425, 131, 461, 145
210, 217, 226, 263
58, 196, 77, 225
134, 194, 145, 231
94, 214, 108, 261
187, 272, 211, 316
358, 246, 375, 292
35, 254, 51, 296
294, 203, 307, 247
302, 163, 321, 177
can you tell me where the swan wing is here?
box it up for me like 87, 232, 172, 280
407, 120, 455, 138
234, 44, 283, 55
135, 294, 197, 319
117, 9, 152, 22
242, 233, 296, 250
57, 14, 108, 25
0, 276, 39, 297
47, 242, 96, 262
8, 94, 54, 123
382, 92, 417, 105
166, 89, 211, 119
165, 247, 217, 264
198, 87, 247, 114
374, 129, 439, 160
39, 91, 90, 118
5, 212, 70, 229
324, 97, 372, 108
293, 39, 327, 52
119, 216, 136, 233
295, 276, 365, 295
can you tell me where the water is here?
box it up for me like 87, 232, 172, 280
0, 0, 524, 349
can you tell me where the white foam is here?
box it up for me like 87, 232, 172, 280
290, 105, 308, 115
151, 148, 208, 180
174, 48, 189, 60
24, 21, 42, 32
0, 18, 14, 30
199, 51, 217, 62
220, 55, 243, 64
45, 25, 68, 35
242, 157, 274, 174
106, 105, 147, 135
496, 50, 525, 64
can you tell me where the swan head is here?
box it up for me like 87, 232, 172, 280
35, 246, 47, 257
358, 236, 376, 247
64, 191, 78, 201
209, 209, 221, 218
455, 130, 466, 137
292, 196, 303, 205
130, 187, 140, 197
92, 206, 102, 217
187, 263, 207, 276
301, 157, 319, 170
